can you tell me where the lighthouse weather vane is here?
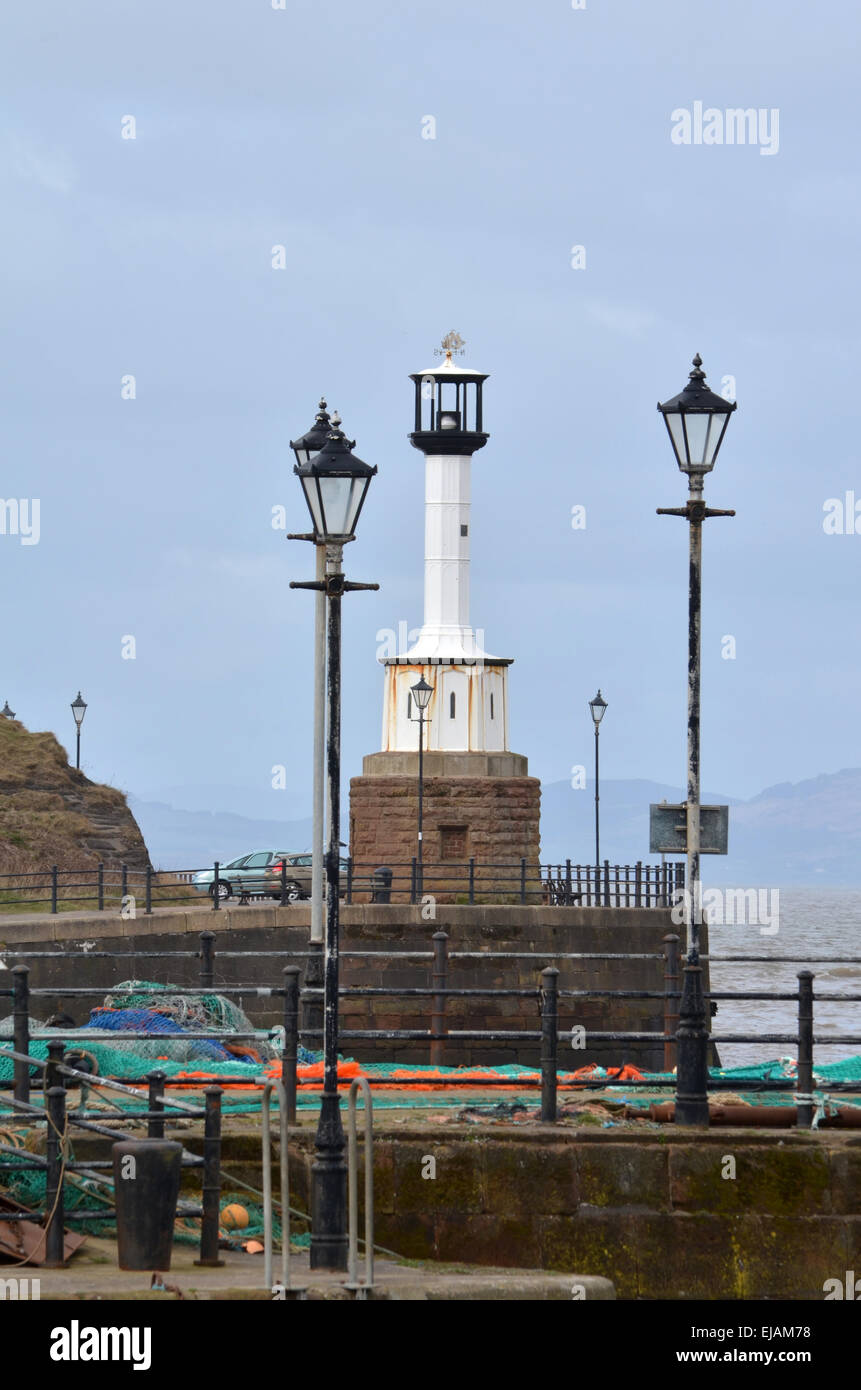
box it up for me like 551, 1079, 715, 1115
434, 330, 466, 363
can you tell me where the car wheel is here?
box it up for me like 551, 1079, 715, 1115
209, 880, 231, 901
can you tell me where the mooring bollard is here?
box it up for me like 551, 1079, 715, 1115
796, 971, 815, 1129
195, 1086, 224, 1267
148, 1071, 166, 1139
282, 966, 300, 1123
44, 1084, 67, 1268
540, 967, 559, 1123
199, 930, 215, 989
372, 866, 392, 904
663, 933, 680, 1073
113, 1139, 183, 1271
12, 964, 30, 1106
430, 931, 449, 1067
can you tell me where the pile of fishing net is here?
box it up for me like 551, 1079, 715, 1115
81, 980, 278, 1065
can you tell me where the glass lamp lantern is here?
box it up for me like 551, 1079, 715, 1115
657, 354, 736, 477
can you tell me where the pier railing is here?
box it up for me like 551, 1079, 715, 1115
0, 858, 685, 913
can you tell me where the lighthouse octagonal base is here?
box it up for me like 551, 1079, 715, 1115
349, 751, 541, 904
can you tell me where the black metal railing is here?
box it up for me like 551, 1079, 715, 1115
0, 1043, 224, 1266
0, 858, 685, 913
2, 930, 859, 1132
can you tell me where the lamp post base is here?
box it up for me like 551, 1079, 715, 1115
309, 1090, 348, 1271
674, 958, 710, 1127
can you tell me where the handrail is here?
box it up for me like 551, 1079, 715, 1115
262, 1079, 290, 1294
346, 1076, 374, 1297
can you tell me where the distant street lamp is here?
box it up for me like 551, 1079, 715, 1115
71, 692, 87, 770
657, 353, 736, 1126
588, 690, 607, 902
290, 413, 378, 1272
1, 702, 15, 720
410, 676, 434, 897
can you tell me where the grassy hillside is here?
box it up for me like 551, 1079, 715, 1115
0, 717, 150, 875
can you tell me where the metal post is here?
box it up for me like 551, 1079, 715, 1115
468, 856, 475, 905
195, 1086, 224, 1267
540, 967, 558, 1123
565, 857, 572, 905
347, 1077, 374, 1297
45, 1039, 65, 1095
283, 966, 300, 1123
212, 860, 220, 912
417, 707, 425, 900
346, 856, 353, 905
674, 958, 709, 1126
310, 543, 348, 1272
199, 930, 215, 989
430, 931, 448, 1067
663, 933, 680, 1073
520, 856, 526, 905
121, 862, 128, 903
603, 858, 610, 908
148, 1071, 166, 1139
796, 970, 815, 1129
594, 722, 600, 879
311, 542, 327, 948
410, 857, 417, 905
75, 725, 81, 771
97, 862, 104, 911
44, 1085, 67, 1267
145, 865, 153, 915
12, 964, 30, 1105
686, 487, 703, 960
51, 865, 58, 915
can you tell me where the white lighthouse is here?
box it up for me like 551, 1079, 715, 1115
349, 333, 540, 888
380, 335, 512, 754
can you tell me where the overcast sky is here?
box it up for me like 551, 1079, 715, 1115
1, 0, 858, 822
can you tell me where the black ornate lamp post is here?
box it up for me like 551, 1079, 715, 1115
1, 702, 15, 720
410, 676, 433, 897
289, 400, 333, 1033
657, 354, 736, 1126
588, 690, 607, 905
71, 692, 87, 770
290, 414, 378, 1271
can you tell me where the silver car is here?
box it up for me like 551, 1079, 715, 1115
263, 853, 351, 901
192, 850, 289, 902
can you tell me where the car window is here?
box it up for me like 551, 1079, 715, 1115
339, 858, 350, 870
224, 856, 249, 870
244, 852, 272, 868
292, 854, 313, 866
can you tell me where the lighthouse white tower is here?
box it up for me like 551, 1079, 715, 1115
349, 334, 540, 890
380, 337, 512, 754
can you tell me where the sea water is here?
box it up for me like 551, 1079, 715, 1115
706, 886, 861, 1068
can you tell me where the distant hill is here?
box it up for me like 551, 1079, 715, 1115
0, 718, 150, 873
539, 770, 861, 886
130, 768, 861, 886
129, 797, 312, 871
